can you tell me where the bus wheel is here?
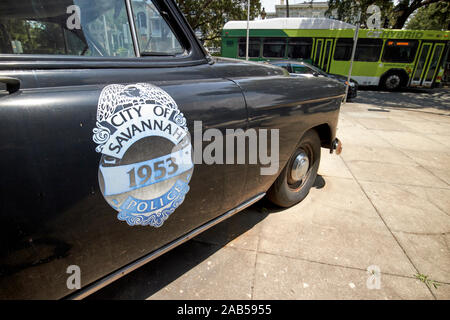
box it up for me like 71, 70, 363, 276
267, 130, 321, 208
382, 73, 402, 90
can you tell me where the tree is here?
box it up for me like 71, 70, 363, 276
393, 0, 446, 29
175, 0, 261, 47
406, 1, 450, 30
326, 0, 393, 26
326, 0, 448, 29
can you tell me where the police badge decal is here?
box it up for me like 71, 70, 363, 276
92, 83, 193, 227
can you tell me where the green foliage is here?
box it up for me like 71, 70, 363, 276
406, 2, 450, 30
326, 0, 448, 29
3, 20, 68, 54
326, 0, 393, 27
175, 0, 261, 47
414, 273, 441, 289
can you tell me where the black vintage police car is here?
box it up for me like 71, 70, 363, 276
0, 0, 344, 299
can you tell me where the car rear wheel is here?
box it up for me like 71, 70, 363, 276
267, 130, 321, 207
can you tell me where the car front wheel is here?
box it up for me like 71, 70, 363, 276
267, 129, 321, 207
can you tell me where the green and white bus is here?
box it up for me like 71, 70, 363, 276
221, 18, 450, 89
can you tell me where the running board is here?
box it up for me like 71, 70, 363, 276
66, 192, 266, 300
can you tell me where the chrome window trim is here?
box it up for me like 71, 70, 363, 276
126, 0, 141, 58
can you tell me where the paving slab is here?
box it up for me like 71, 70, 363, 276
415, 112, 450, 124
345, 160, 448, 188
336, 115, 366, 129
318, 149, 353, 179
193, 207, 264, 252
253, 253, 433, 300
257, 176, 416, 276
373, 130, 447, 151
148, 244, 256, 300
393, 232, 450, 285
400, 149, 450, 171
399, 150, 450, 186
337, 126, 392, 148
427, 134, 450, 148
353, 117, 413, 132
340, 144, 415, 165
344, 110, 394, 120
360, 181, 450, 234
395, 119, 450, 135
431, 283, 450, 300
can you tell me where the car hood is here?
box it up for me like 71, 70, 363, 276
212, 57, 287, 78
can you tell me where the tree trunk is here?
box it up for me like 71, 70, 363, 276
393, 8, 413, 29
393, 0, 443, 29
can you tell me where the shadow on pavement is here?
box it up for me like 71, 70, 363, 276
354, 87, 450, 112
87, 175, 326, 299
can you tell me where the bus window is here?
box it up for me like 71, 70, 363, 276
238, 38, 261, 58
287, 38, 313, 59
263, 38, 286, 58
334, 38, 353, 61
334, 38, 383, 62
355, 39, 383, 62
382, 40, 418, 63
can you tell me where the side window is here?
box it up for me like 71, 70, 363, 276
263, 38, 286, 58
272, 62, 290, 72
287, 38, 313, 59
292, 64, 315, 74
334, 38, 353, 61
355, 38, 383, 62
382, 40, 419, 63
130, 0, 184, 55
238, 38, 261, 58
0, 0, 135, 57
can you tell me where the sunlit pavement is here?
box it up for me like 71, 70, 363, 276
90, 88, 450, 300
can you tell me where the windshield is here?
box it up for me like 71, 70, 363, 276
303, 63, 328, 76
291, 62, 328, 76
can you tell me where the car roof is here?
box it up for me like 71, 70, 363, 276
270, 60, 307, 64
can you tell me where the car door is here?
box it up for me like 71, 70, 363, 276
0, 0, 248, 299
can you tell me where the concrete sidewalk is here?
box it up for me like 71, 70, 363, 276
91, 89, 450, 300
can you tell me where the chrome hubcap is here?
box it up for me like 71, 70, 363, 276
290, 151, 309, 182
